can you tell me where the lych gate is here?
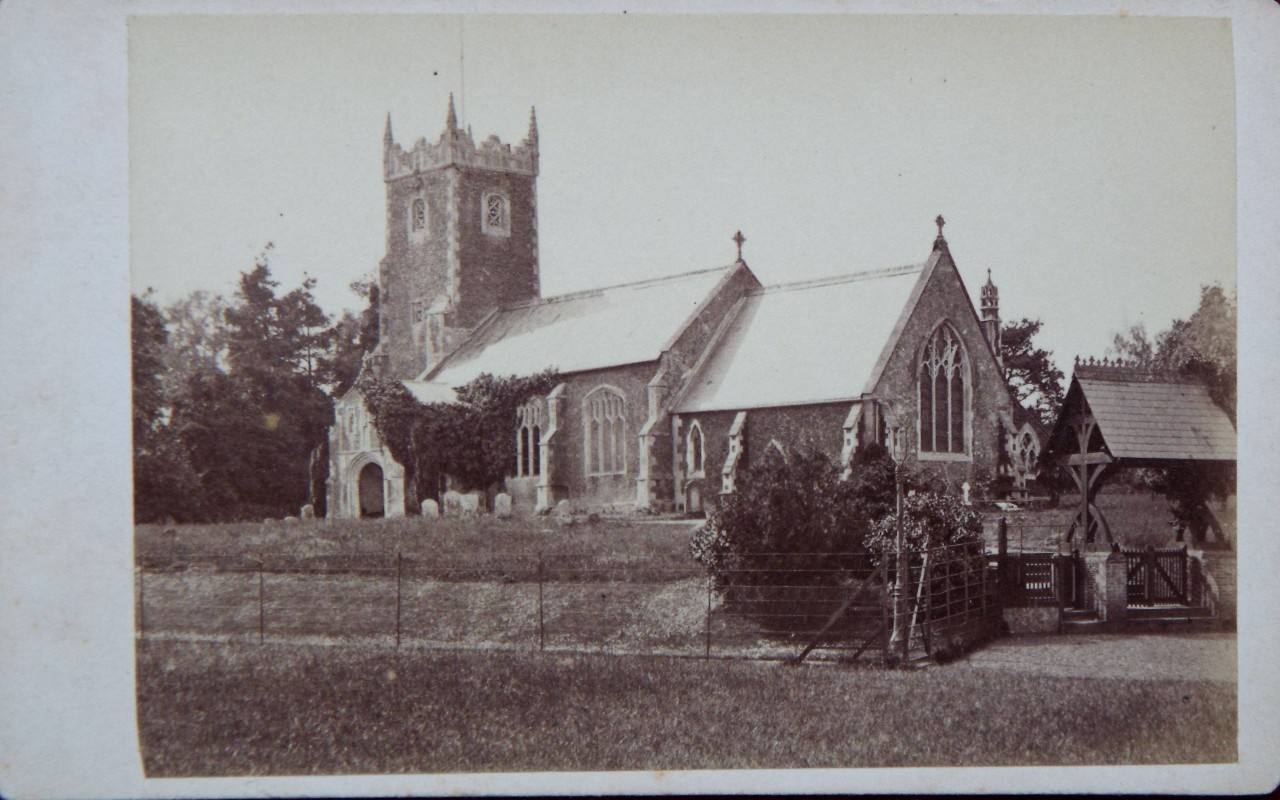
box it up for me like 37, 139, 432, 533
1045, 359, 1236, 548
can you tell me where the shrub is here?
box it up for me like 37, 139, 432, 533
690, 446, 896, 632
866, 491, 983, 553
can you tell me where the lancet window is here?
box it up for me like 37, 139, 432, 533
686, 421, 705, 476
516, 399, 544, 478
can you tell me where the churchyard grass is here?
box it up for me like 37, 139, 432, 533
137, 638, 1237, 775
999, 491, 1236, 551
136, 515, 703, 579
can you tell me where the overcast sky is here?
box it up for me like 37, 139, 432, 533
129, 13, 1236, 369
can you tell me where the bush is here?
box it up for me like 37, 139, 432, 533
866, 491, 984, 553
690, 446, 896, 632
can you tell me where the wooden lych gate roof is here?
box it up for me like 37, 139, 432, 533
1047, 361, 1236, 465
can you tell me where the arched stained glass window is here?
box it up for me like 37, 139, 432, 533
584, 387, 626, 476
919, 323, 970, 456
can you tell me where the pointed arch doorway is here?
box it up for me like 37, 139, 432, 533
358, 462, 385, 518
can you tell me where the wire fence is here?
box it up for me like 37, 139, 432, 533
136, 542, 1000, 664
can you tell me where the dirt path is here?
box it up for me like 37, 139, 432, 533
945, 632, 1237, 683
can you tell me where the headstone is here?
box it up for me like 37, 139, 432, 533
555, 499, 572, 518
442, 490, 464, 517
459, 492, 481, 515
300, 504, 315, 520
494, 493, 513, 518
283, 516, 299, 524
420, 499, 440, 518
961, 481, 971, 505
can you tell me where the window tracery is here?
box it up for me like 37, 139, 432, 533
919, 323, 970, 456
584, 387, 626, 476
482, 192, 510, 236
516, 399, 544, 478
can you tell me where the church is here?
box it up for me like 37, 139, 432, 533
327, 99, 1046, 519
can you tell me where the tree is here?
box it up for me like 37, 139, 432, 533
132, 293, 201, 522
1107, 284, 1238, 541
161, 290, 229, 403
1000, 318, 1065, 428
329, 276, 380, 398
216, 249, 335, 518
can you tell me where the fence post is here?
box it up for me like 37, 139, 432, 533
705, 577, 712, 659
537, 552, 545, 651
137, 565, 145, 639
258, 558, 265, 645
395, 551, 402, 649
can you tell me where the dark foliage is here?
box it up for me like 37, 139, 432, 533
1000, 317, 1065, 428
132, 245, 354, 523
1109, 284, 1238, 532
689, 447, 896, 631
358, 370, 560, 509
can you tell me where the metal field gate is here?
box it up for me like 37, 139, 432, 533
1123, 545, 1190, 606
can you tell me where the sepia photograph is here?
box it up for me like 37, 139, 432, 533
4, 2, 1280, 797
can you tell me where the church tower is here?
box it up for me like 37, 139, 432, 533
980, 269, 1001, 368
373, 97, 541, 380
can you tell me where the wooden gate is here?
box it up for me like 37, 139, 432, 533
1124, 545, 1189, 606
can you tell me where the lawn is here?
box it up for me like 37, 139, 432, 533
136, 515, 704, 579
136, 638, 1237, 776
993, 491, 1237, 552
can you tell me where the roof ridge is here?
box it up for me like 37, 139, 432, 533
501, 263, 737, 310
755, 263, 924, 294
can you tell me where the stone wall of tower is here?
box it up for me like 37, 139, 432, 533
453, 166, 539, 330
380, 169, 456, 380
375, 104, 540, 381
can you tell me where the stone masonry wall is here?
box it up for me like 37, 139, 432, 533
381, 170, 454, 380
675, 402, 851, 513
550, 362, 661, 510
452, 169, 539, 329
868, 247, 1011, 489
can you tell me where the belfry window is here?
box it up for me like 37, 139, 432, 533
584, 387, 626, 476
482, 192, 510, 236
516, 399, 543, 478
687, 421, 705, 476
410, 197, 426, 232
918, 323, 969, 456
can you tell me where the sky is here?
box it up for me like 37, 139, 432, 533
129, 13, 1236, 370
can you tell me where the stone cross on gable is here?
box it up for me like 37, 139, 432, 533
936, 215, 945, 237
733, 230, 746, 262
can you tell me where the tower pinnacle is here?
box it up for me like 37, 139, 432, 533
383, 112, 393, 147
527, 106, 539, 146
980, 268, 1001, 365
446, 93, 458, 131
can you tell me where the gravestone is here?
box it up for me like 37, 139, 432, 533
283, 516, 299, 525
961, 481, 971, 505
459, 492, 482, 515
442, 490, 464, 517
554, 499, 575, 527
300, 504, 315, 520
421, 499, 440, 518
494, 493, 513, 518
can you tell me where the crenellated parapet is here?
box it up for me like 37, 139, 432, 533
1073, 356, 1184, 383
385, 96, 538, 180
